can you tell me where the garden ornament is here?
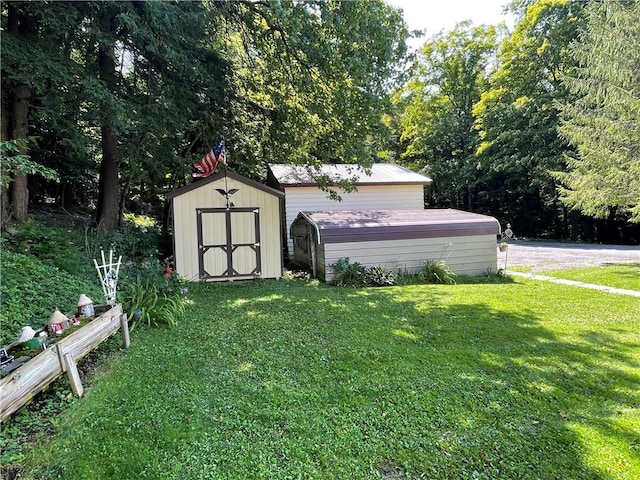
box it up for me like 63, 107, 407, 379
48, 309, 69, 335
77, 294, 95, 317
16, 326, 36, 343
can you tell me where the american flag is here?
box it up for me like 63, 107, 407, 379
193, 140, 226, 178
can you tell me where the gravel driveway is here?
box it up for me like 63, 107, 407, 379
502, 241, 640, 272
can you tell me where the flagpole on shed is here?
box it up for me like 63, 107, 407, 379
222, 136, 230, 209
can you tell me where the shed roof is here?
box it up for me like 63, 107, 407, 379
268, 163, 431, 187
167, 169, 284, 200
293, 209, 500, 244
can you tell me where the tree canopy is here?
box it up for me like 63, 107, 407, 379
1, 0, 638, 244
1, 0, 408, 230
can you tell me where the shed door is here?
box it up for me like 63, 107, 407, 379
196, 208, 261, 280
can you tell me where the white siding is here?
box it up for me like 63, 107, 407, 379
317, 235, 498, 282
284, 184, 424, 256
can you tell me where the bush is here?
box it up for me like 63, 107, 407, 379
366, 266, 397, 286
120, 258, 189, 330
330, 257, 368, 287
85, 216, 161, 263
419, 260, 458, 285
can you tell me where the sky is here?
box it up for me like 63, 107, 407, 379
386, 0, 516, 51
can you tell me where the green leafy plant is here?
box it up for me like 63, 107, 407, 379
330, 257, 367, 287
419, 259, 458, 285
121, 259, 189, 331
366, 266, 397, 286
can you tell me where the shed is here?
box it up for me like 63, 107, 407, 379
290, 209, 500, 282
167, 170, 284, 282
267, 163, 432, 258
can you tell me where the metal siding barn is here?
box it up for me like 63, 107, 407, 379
267, 164, 432, 258
290, 209, 501, 282
168, 170, 284, 282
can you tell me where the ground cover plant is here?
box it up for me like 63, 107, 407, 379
15, 276, 639, 480
544, 263, 640, 291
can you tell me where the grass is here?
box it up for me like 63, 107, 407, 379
543, 263, 640, 291
16, 276, 640, 480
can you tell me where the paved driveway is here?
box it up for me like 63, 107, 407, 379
502, 241, 640, 272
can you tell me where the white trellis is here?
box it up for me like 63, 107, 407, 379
94, 249, 122, 306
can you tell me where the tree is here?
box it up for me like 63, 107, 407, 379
557, 1, 640, 223
395, 22, 499, 209
473, 0, 586, 237
1, 0, 409, 231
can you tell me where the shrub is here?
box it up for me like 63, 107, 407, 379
366, 266, 397, 286
419, 260, 458, 285
330, 257, 367, 287
120, 259, 189, 330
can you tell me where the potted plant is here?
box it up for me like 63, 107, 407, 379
499, 241, 508, 252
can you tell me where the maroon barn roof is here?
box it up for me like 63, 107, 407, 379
293, 209, 500, 244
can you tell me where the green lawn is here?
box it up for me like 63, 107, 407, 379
19, 276, 640, 479
544, 263, 640, 291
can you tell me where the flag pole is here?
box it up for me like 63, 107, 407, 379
223, 137, 230, 209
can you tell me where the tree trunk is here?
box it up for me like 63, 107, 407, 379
95, 9, 120, 232
1, 86, 10, 228
6, 5, 34, 223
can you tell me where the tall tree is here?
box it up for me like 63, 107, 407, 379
473, 0, 586, 237
3, 3, 35, 222
557, 1, 640, 223
395, 21, 499, 209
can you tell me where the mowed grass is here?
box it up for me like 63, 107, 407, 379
544, 263, 640, 291
20, 276, 640, 480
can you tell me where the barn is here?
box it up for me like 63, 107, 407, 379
290, 209, 501, 282
167, 170, 284, 282
267, 163, 432, 258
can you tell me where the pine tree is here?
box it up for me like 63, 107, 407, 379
557, 1, 640, 222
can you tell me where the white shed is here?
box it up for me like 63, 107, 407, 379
290, 209, 500, 282
168, 170, 284, 282
267, 163, 432, 259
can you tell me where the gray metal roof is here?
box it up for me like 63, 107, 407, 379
268, 163, 431, 186
292, 209, 500, 244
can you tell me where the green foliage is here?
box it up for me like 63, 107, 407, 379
85, 214, 162, 263
419, 259, 458, 284
15, 279, 640, 479
121, 259, 189, 331
330, 257, 368, 287
1, 219, 91, 280
556, 1, 640, 222
396, 22, 499, 208
0, 251, 102, 345
0, 139, 59, 188
473, 0, 587, 237
365, 266, 398, 287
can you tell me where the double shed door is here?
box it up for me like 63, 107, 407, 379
196, 208, 261, 280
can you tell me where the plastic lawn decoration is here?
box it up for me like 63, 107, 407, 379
94, 249, 121, 306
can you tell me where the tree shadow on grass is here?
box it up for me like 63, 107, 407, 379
367, 289, 639, 480
188, 280, 638, 479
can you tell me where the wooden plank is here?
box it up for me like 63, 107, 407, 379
63, 353, 83, 397
120, 313, 130, 349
